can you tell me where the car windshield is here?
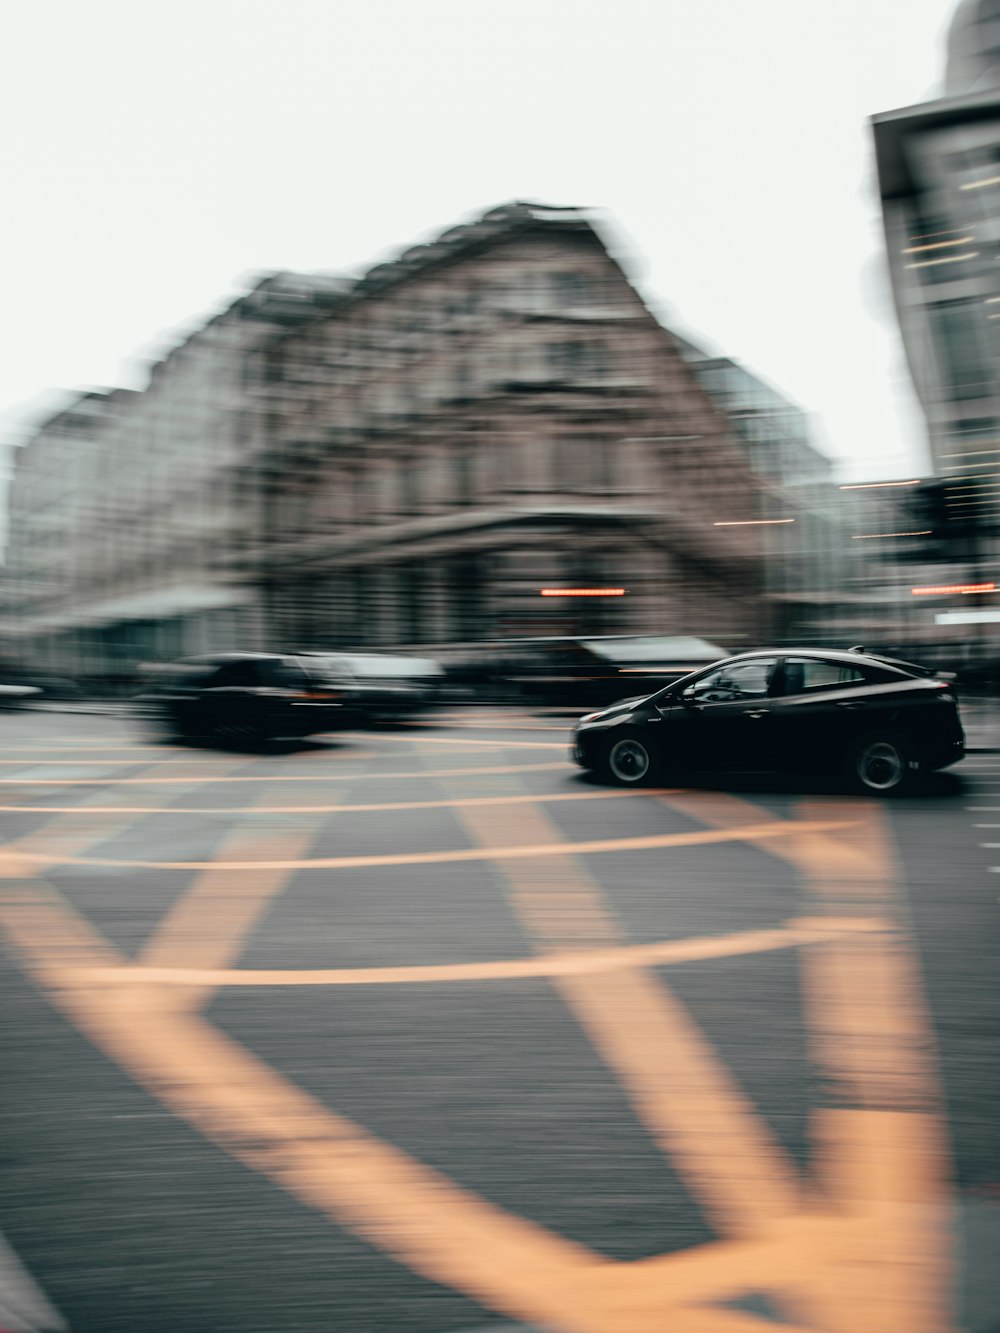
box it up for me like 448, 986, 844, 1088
299, 656, 357, 684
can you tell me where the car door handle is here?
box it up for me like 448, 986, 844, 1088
743, 709, 770, 718
836, 701, 865, 710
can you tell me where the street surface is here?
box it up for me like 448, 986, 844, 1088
1, 707, 999, 1333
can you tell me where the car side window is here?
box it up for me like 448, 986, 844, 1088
159, 662, 214, 689
207, 660, 260, 688
781, 658, 867, 696
266, 659, 310, 689
687, 658, 777, 702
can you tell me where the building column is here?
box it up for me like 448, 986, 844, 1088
423, 561, 449, 646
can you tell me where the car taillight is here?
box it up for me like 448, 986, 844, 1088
297, 690, 341, 700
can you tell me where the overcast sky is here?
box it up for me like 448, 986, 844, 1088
0, 0, 958, 490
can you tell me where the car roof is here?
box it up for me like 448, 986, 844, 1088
177, 652, 283, 664
721, 648, 914, 674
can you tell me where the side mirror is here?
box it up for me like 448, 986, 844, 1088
679, 687, 698, 705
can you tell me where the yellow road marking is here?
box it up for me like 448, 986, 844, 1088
137, 786, 327, 1011
0, 879, 820, 1332
657, 791, 955, 1330
1, 817, 859, 871
0, 755, 250, 878
0, 762, 178, 773
84, 922, 837, 987
0, 744, 959, 1328
364, 734, 568, 750
790, 804, 953, 1332
0, 760, 569, 786
408, 721, 571, 732
444, 777, 805, 1248
2, 749, 375, 768
0, 787, 682, 816
2, 745, 190, 753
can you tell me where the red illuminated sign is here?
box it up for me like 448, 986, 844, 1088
911, 582, 996, 596
539, 588, 627, 598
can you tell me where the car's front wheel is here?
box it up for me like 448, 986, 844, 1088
604, 730, 660, 786
846, 733, 914, 795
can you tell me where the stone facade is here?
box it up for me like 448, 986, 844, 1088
241, 203, 765, 653
5, 203, 770, 682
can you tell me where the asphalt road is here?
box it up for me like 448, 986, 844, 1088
1, 707, 999, 1333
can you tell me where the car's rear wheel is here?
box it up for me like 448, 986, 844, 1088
604, 730, 660, 786
846, 733, 914, 795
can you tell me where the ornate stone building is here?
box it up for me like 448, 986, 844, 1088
5, 203, 770, 680
237, 202, 764, 652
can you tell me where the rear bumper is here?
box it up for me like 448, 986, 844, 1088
920, 736, 965, 770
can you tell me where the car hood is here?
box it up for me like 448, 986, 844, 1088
581, 694, 650, 723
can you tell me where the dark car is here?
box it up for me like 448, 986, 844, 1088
571, 647, 965, 795
0, 682, 42, 709
136, 652, 355, 744
301, 652, 444, 722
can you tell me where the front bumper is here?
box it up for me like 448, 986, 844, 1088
571, 731, 598, 768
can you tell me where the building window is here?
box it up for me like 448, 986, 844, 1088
929, 299, 993, 401
454, 450, 474, 505
589, 439, 611, 489
551, 342, 586, 377
352, 469, 372, 519
550, 341, 607, 380
399, 461, 420, 514
553, 438, 608, 489
552, 272, 592, 307
399, 565, 425, 642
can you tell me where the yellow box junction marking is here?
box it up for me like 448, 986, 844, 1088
0, 733, 958, 1330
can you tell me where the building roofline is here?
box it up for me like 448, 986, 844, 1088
872, 89, 1000, 198
139, 203, 609, 379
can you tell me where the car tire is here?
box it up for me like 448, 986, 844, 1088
845, 732, 914, 796
603, 729, 660, 786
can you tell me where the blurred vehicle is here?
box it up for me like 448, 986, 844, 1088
0, 682, 42, 709
136, 653, 355, 743
299, 652, 445, 722
0, 661, 46, 708
442, 635, 727, 708
571, 647, 965, 795
21, 672, 86, 701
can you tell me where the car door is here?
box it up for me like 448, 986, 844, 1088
136, 658, 205, 733
668, 657, 780, 770
768, 656, 871, 772
199, 658, 266, 733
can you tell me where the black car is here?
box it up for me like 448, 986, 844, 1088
571, 648, 965, 795
302, 652, 444, 721
136, 653, 355, 744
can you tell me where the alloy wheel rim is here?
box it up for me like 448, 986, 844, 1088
857, 741, 903, 791
609, 737, 650, 782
